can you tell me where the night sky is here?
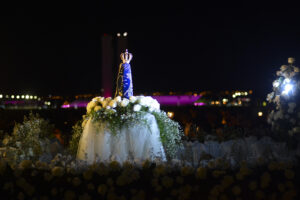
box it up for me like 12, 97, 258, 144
1, 4, 300, 98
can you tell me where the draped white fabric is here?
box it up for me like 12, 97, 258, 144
77, 113, 166, 164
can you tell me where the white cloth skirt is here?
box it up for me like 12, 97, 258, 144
77, 113, 166, 164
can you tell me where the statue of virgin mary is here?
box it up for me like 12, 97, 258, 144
77, 50, 166, 164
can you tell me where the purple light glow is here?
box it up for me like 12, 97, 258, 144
61, 95, 201, 109
194, 102, 206, 106
151, 95, 201, 106
62, 104, 70, 108
4, 101, 25, 105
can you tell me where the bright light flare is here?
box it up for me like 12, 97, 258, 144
167, 112, 174, 118
282, 83, 293, 95
258, 111, 263, 117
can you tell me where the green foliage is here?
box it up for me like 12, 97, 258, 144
68, 120, 84, 156
152, 111, 183, 159
1, 112, 55, 162
91, 107, 151, 136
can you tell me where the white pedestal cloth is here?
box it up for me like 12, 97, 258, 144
77, 113, 166, 164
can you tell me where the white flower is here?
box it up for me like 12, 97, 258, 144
94, 106, 101, 112
129, 96, 137, 103
101, 101, 108, 108
120, 98, 129, 107
138, 97, 148, 107
114, 96, 122, 103
133, 104, 141, 112
108, 100, 117, 108
151, 99, 160, 111
92, 96, 104, 102
149, 107, 154, 112
87, 101, 97, 114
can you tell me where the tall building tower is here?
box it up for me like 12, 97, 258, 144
101, 32, 128, 98
114, 32, 128, 93
101, 34, 113, 97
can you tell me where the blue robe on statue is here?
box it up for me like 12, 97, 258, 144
116, 62, 133, 99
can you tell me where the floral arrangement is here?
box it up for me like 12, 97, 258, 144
68, 120, 83, 156
74, 95, 183, 159
266, 57, 300, 136
0, 158, 298, 199
0, 113, 55, 163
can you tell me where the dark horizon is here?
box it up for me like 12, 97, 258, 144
1, 4, 300, 98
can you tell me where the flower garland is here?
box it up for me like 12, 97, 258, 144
79, 95, 183, 159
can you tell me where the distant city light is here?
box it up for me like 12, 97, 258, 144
30, 95, 33, 99
0, 94, 2, 98
21, 95, 25, 99
16, 95, 20, 99
11, 95, 15, 99
262, 101, 267, 107
258, 111, 263, 117
123, 32, 128, 37
34, 96, 37, 99
25, 95, 29, 99
222, 98, 228, 104
167, 112, 174, 118
117, 33, 121, 37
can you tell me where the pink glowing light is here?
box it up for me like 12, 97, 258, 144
194, 102, 206, 106
62, 104, 70, 108
60, 95, 202, 109
151, 95, 201, 106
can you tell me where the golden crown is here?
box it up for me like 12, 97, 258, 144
120, 49, 133, 64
